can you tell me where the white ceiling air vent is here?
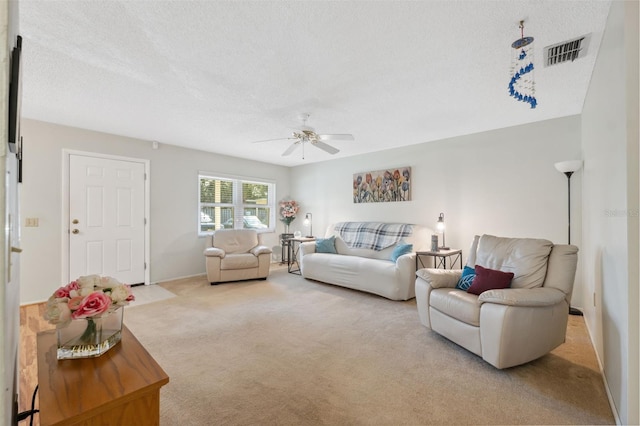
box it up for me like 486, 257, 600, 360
543, 34, 591, 67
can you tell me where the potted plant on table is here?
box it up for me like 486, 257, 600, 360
279, 199, 299, 235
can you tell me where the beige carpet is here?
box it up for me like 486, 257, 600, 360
123, 268, 614, 425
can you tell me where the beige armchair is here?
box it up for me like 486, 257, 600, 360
204, 229, 272, 284
415, 234, 578, 369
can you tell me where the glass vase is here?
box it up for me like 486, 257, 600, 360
56, 307, 124, 360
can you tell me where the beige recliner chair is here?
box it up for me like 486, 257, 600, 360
204, 229, 272, 284
415, 234, 578, 369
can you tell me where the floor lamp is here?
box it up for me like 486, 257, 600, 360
554, 159, 583, 316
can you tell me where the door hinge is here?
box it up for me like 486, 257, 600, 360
144, 218, 147, 225
144, 262, 147, 270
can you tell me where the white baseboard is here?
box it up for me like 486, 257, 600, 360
583, 317, 622, 425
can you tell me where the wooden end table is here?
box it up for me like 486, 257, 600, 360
37, 325, 169, 426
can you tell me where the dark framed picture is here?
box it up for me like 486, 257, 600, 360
8, 35, 22, 154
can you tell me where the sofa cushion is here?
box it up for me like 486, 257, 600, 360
334, 236, 396, 260
301, 252, 413, 300
315, 236, 338, 254
467, 265, 514, 295
213, 229, 259, 254
474, 234, 552, 289
390, 243, 413, 262
334, 222, 413, 250
430, 288, 481, 326
220, 253, 259, 270
455, 266, 476, 290
325, 223, 432, 260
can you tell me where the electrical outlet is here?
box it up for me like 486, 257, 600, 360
25, 218, 39, 227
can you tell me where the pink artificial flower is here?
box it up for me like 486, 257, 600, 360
125, 285, 135, 302
66, 280, 79, 291
67, 296, 84, 311
71, 292, 112, 319
65, 280, 81, 298
44, 276, 135, 326
54, 287, 70, 299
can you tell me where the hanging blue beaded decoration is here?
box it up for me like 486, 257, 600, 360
508, 21, 537, 109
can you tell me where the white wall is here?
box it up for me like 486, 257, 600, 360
1, 1, 20, 424
19, 119, 290, 304
581, 1, 639, 424
289, 115, 583, 303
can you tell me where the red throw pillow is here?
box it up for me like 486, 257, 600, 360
467, 264, 514, 295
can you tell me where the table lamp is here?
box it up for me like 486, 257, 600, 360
304, 213, 313, 238
436, 213, 449, 250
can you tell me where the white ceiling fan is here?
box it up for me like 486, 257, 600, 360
252, 113, 354, 158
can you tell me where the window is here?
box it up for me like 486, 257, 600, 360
199, 173, 275, 234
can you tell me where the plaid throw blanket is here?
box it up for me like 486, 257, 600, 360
334, 222, 413, 251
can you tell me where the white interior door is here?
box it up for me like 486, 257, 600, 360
69, 154, 146, 284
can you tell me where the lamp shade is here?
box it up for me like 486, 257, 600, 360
554, 160, 583, 174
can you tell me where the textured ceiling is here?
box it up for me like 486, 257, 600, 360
18, 0, 611, 167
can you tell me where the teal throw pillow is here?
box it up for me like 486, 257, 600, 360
390, 243, 413, 262
315, 236, 337, 254
456, 266, 476, 290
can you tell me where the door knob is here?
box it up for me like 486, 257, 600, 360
72, 219, 79, 224
72, 229, 79, 234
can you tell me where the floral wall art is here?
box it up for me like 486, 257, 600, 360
353, 167, 411, 203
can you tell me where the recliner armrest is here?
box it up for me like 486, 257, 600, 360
415, 268, 462, 288
478, 287, 566, 307
204, 247, 225, 258
251, 245, 272, 256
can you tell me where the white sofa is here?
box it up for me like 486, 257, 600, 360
415, 234, 578, 369
203, 229, 272, 284
299, 222, 432, 300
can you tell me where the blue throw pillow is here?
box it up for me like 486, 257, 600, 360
456, 266, 476, 290
390, 243, 413, 262
315, 236, 337, 254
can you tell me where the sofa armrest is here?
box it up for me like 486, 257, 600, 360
395, 252, 415, 265
478, 287, 566, 307
204, 247, 225, 258
299, 241, 316, 256
250, 245, 272, 256
415, 268, 461, 289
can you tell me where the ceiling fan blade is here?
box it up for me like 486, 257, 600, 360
313, 141, 340, 155
252, 137, 296, 144
317, 134, 354, 141
281, 142, 300, 156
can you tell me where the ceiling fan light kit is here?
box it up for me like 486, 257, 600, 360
251, 113, 354, 159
